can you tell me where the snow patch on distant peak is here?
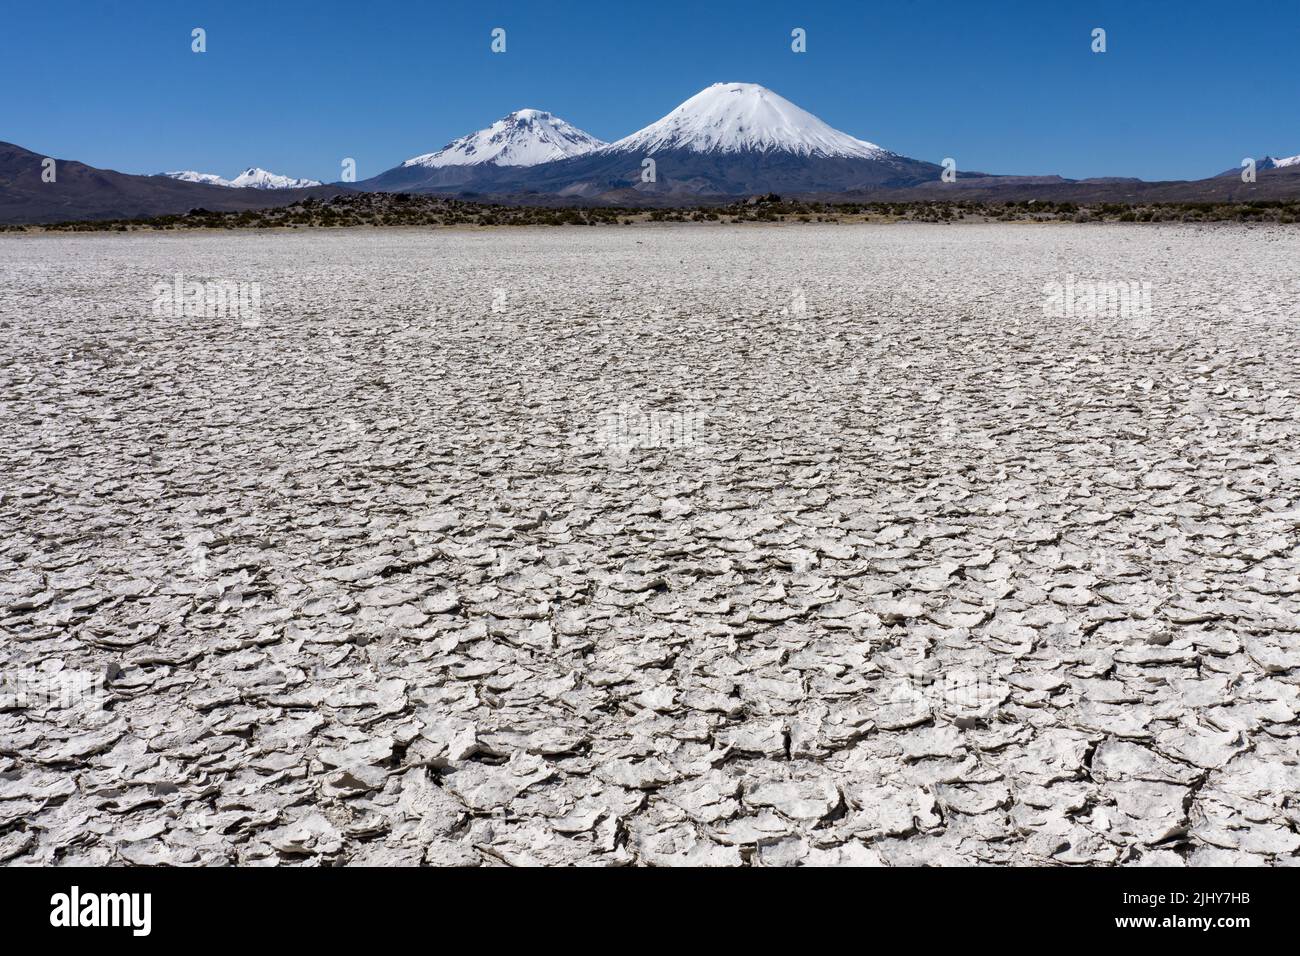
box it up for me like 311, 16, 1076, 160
228, 167, 322, 189
161, 170, 233, 187
1268, 153, 1300, 168
160, 167, 321, 189
604, 82, 890, 159
403, 110, 606, 168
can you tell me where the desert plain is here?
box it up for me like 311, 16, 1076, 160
1, 223, 1298, 865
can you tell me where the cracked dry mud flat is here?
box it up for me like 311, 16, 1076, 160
2, 223, 1299, 867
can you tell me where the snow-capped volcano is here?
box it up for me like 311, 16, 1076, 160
360, 82, 937, 198
402, 109, 606, 169
603, 82, 889, 159
159, 167, 322, 189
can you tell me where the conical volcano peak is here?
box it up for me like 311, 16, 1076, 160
402, 110, 606, 169
605, 82, 890, 159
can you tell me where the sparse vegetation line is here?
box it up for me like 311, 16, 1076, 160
6, 192, 1299, 232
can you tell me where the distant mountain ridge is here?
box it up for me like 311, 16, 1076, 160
161, 167, 323, 189
1216, 153, 1300, 177
0, 142, 348, 224
5, 82, 1300, 222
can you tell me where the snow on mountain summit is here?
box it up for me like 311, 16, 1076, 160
1262, 154, 1300, 169
604, 82, 889, 159
228, 167, 322, 189
159, 167, 321, 189
161, 170, 235, 187
403, 110, 606, 168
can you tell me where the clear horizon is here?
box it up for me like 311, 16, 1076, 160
3, 0, 1297, 184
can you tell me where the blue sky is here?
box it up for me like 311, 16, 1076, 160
3, 0, 1297, 183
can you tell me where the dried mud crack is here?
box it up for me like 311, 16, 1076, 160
1, 223, 1298, 866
